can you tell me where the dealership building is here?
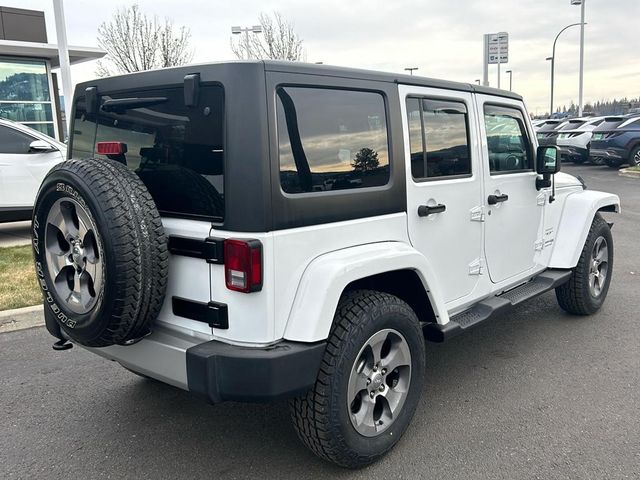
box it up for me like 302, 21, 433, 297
0, 6, 105, 140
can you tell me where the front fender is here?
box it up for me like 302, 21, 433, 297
283, 242, 448, 343
549, 189, 620, 269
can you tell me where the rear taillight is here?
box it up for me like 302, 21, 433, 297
96, 141, 127, 155
224, 239, 262, 293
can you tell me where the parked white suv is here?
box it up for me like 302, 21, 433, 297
556, 116, 605, 163
31, 62, 619, 468
0, 119, 66, 222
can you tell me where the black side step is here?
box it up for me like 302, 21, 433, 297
423, 269, 572, 343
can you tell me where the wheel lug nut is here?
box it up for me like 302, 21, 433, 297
369, 391, 375, 398
381, 368, 387, 375
379, 385, 384, 392
366, 378, 371, 385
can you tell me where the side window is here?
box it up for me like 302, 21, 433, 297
406, 97, 471, 179
276, 86, 390, 194
484, 105, 532, 173
0, 126, 34, 154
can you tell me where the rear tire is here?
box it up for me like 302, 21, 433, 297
289, 290, 426, 468
556, 214, 613, 315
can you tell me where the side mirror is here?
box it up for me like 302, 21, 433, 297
536, 145, 560, 175
29, 140, 56, 152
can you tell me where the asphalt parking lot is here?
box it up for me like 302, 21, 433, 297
1, 164, 638, 479
0, 221, 31, 247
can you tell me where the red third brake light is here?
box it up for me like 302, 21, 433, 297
224, 239, 263, 293
96, 142, 127, 155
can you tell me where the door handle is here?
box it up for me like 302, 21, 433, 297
417, 204, 446, 217
487, 194, 509, 205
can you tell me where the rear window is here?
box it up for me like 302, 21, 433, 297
276, 86, 390, 194
560, 120, 586, 131
597, 118, 624, 131
538, 121, 562, 132
71, 85, 225, 221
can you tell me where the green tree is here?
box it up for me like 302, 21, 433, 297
351, 148, 380, 172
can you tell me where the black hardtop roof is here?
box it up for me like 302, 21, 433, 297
75, 60, 523, 101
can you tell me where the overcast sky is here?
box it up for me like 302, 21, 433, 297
7, 0, 639, 115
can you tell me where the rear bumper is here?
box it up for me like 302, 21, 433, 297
589, 147, 626, 165
187, 339, 326, 403
558, 145, 588, 162
83, 326, 325, 403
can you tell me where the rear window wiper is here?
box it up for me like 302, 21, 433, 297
101, 97, 168, 114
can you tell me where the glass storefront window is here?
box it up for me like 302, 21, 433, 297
0, 102, 53, 122
0, 59, 50, 102
0, 58, 56, 139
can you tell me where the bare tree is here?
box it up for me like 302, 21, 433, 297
231, 12, 304, 61
96, 4, 194, 77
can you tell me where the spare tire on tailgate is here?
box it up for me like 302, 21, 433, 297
32, 158, 168, 347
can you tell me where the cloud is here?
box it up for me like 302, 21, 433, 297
3, 0, 637, 114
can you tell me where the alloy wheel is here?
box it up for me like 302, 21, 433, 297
588, 236, 609, 298
347, 328, 412, 437
44, 198, 104, 314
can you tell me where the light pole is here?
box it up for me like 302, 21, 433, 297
52, 0, 73, 135
475, 79, 481, 85
547, 22, 584, 118
404, 67, 418, 76
231, 25, 263, 59
505, 70, 513, 91
571, 0, 586, 116
546, 57, 554, 116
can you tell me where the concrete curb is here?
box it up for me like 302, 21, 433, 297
0, 305, 44, 333
618, 168, 640, 179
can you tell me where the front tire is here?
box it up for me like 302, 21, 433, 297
556, 214, 613, 315
289, 290, 426, 468
629, 146, 640, 168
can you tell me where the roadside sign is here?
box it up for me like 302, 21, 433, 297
488, 44, 508, 54
488, 53, 509, 63
486, 32, 508, 64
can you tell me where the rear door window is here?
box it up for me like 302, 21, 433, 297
92, 85, 225, 221
406, 97, 471, 179
276, 86, 390, 194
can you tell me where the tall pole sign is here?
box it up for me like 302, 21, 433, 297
484, 32, 509, 89
483, 34, 489, 86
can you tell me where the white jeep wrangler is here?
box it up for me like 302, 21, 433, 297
32, 61, 620, 468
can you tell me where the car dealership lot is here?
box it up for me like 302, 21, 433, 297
1, 163, 638, 480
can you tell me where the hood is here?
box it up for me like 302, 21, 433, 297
554, 172, 584, 189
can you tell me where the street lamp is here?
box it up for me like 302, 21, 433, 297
475, 79, 481, 85
546, 22, 585, 118
546, 57, 554, 116
505, 70, 513, 91
231, 25, 263, 59
404, 67, 418, 76
571, 0, 587, 116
